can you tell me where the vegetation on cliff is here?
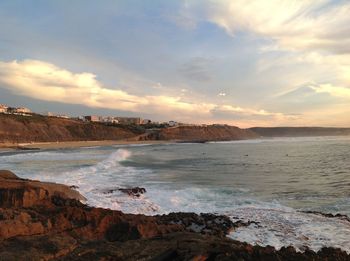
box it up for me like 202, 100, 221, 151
0, 114, 140, 144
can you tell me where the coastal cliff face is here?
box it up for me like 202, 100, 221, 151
0, 114, 138, 144
0, 114, 259, 145
0, 170, 349, 260
2, 113, 350, 146
141, 125, 258, 142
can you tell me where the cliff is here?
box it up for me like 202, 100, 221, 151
0, 170, 348, 260
140, 125, 258, 142
3, 113, 350, 146
0, 114, 259, 145
0, 114, 140, 144
250, 127, 350, 137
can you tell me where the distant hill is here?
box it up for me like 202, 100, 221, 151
250, 127, 350, 137
140, 125, 258, 142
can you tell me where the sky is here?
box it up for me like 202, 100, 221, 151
0, 0, 350, 127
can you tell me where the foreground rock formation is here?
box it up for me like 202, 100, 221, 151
0, 170, 349, 260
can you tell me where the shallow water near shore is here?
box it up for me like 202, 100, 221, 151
1, 136, 350, 252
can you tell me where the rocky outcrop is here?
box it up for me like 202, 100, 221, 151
0, 170, 84, 208
0, 170, 349, 260
301, 210, 350, 223
101, 187, 147, 197
118, 187, 146, 197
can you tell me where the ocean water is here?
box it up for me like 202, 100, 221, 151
1, 136, 350, 252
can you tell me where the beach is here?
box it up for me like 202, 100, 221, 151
0, 139, 172, 150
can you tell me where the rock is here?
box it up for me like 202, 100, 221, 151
118, 187, 146, 197
302, 210, 350, 222
157, 212, 237, 237
17, 146, 41, 150
0, 170, 20, 179
0, 170, 85, 208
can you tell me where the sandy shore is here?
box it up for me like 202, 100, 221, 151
0, 140, 173, 150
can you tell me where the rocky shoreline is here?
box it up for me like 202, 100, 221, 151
0, 170, 349, 260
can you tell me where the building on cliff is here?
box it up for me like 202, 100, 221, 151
168, 121, 178, 127
15, 107, 31, 114
5, 106, 32, 116
141, 119, 152, 124
101, 116, 119, 124
0, 104, 8, 113
84, 115, 100, 122
115, 117, 141, 125
83, 115, 142, 125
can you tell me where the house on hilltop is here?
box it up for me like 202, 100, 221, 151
5, 106, 32, 116
0, 104, 8, 113
101, 116, 119, 124
84, 115, 100, 122
116, 117, 141, 125
141, 119, 152, 125
15, 107, 31, 114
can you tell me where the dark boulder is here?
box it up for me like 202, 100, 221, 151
118, 187, 146, 197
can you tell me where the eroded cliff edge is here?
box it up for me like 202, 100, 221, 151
0, 170, 349, 261
0, 114, 140, 144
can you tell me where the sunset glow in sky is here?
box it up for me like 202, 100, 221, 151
1, 0, 350, 127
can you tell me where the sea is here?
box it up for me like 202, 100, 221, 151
1, 136, 350, 252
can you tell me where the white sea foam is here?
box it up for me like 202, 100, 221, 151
228, 207, 350, 253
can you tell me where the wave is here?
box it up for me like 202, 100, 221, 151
94, 148, 131, 169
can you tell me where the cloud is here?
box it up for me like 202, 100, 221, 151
310, 83, 350, 98
185, 0, 350, 54
178, 57, 213, 82
0, 59, 288, 124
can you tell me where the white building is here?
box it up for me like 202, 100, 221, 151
141, 119, 152, 124
102, 116, 119, 124
0, 104, 7, 113
15, 107, 31, 114
168, 121, 178, 127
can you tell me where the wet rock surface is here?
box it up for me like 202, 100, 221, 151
156, 212, 256, 237
302, 210, 350, 222
0, 170, 349, 260
118, 187, 146, 197
101, 187, 147, 197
